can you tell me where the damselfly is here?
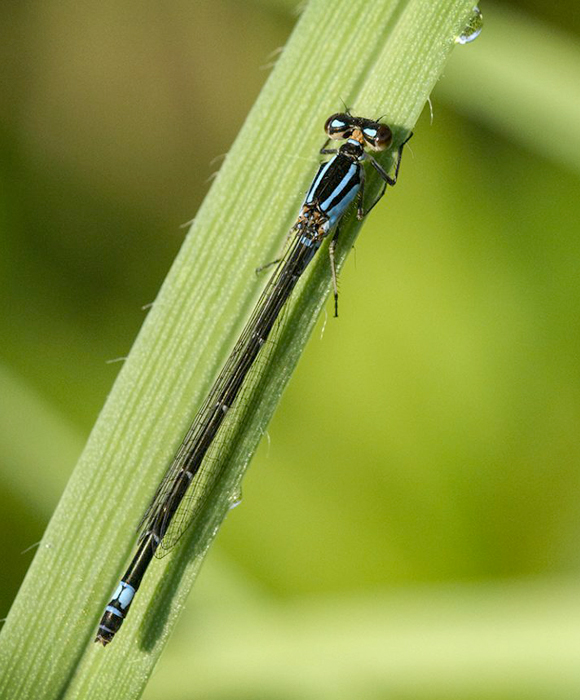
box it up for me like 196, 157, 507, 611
95, 113, 411, 645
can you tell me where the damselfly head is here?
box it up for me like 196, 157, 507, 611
324, 113, 393, 151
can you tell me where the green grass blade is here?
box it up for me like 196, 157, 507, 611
0, 1, 477, 698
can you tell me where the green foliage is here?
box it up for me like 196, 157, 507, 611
0, 1, 579, 699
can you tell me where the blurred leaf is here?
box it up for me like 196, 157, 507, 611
148, 576, 580, 700
438, 2, 580, 172
0, 363, 83, 511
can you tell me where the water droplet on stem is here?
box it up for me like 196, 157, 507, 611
456, 6, 483, 45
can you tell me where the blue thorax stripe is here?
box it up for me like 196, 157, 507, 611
321, 162, 358, 213
305, 159, 334, 204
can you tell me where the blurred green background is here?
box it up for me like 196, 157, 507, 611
1, 1, 579, 698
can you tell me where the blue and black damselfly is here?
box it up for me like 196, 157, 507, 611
95, 113, 411, 645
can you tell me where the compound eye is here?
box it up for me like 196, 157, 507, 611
324, 113, 352, 140
364, 123, 392, 151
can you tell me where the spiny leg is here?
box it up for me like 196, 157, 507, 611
329, 226, 341, 317
320, 137, 338, 156
359, 132, 413, 218
255, 223, 300, 275
255, 258, 281, 275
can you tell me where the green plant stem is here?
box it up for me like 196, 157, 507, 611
0, 1, 476, 698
